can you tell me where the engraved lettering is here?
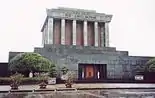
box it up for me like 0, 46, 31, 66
62, 12, 97, 20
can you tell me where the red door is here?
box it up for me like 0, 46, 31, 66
85, 65, 94, 79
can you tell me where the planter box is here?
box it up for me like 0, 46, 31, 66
48, 78, 56, 84
61, 75, 67, 80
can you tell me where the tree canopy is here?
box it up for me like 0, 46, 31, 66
145, 58, 155, 72
9, 52, 55, 73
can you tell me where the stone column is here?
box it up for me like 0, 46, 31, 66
44, 24, 48, 44
42, 27, 45, 45
105, 22, 109, 47
83, 21, 88, 46
72, 20, 76, 45
61, 19, 65, 45
94, 22, 99, 47
47, 18, 54, 44
100, 23, 105, 47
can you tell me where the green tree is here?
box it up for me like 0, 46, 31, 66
9, 53, 56, 74
145, 58, 155, 72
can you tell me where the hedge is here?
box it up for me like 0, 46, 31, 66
0, 77, 45, 85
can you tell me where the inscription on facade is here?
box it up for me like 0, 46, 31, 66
64, 13, 97, 20
47, 9, 112, 22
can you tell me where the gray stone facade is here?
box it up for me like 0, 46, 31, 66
9, 45, 153, 80
33, 44, 153, 80
45, 7, 112, 23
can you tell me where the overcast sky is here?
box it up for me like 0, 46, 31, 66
0, 0, 155, 62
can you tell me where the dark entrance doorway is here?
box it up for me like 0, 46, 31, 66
78, 63, 107, 80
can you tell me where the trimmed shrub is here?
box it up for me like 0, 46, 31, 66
9, 53, 56, 75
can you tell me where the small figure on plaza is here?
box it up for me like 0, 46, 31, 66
29, 71, 33, 78
97, 71, 100, 79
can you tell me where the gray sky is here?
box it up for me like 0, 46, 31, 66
0, 0, 155, 62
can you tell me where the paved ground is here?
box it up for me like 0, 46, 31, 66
1, 83, 155, 91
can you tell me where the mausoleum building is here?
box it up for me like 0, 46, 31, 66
9, 7, 153, 81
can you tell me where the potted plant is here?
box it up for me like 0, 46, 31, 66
65, 71, 76, 88
61, 66, 69, 75
39, 73, 49, 89
48, 67, 57, 85
60, 66, 69, 83
10, 73, 24, 90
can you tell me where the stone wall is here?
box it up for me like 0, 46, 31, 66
33, 44, 153, 80
8, 45, 153, 80
0, 63, 8, 77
